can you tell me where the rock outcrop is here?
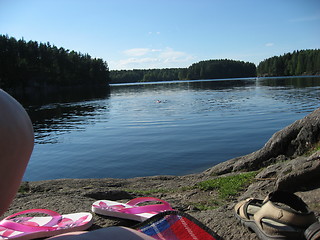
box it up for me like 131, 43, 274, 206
205, 108, 320, 175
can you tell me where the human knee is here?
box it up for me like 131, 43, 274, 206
0, 89, 34, 162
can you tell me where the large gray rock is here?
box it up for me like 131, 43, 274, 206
276, 150, 320, 192
239, 150, 320, 200
206, 108, 320, 175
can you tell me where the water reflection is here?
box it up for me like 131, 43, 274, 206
22, 86, 110, 106
27, 77, 320, 145
25, 87, 111, 144
111, 78, 256, 94
23, 76, 320, 181
258, 76, 320, 88
256, 77, 320, 113
185, 78, 256, 91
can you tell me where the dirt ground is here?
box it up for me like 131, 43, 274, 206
5, 172, 320, 240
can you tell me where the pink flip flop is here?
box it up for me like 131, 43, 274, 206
0, 209, 93, 240
91, 197, 174, 222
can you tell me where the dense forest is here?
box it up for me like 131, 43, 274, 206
257, 49, 320, 77
110, 59, 257, 83
110, 68, 184, 83
186, 59, 256, 80
1, 35, 319, 94
0, 35, 110, 94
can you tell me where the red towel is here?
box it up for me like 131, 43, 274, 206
134, 211, 220, 240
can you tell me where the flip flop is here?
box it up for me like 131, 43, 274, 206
92, 197, 174, 222
234, 191, 317, 240
0, 209, 93, 240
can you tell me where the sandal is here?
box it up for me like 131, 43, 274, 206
92, 197, 174, 222
0, 209, 93, 240
234, 191, 317, 240
305, 221, 320, 240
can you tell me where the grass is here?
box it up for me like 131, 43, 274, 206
108, 172, 258, 210
196, 171, 257, 199
18, 181, 30, 194
305, 141, 320, 156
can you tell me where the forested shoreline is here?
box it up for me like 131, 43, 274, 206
1, 35, 319, 94
110, 60, 257, 83
0, 35, 110, 96
110, 50, 320, 83
257, 49, 320, 77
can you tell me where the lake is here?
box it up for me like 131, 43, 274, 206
23, 76, 320, 181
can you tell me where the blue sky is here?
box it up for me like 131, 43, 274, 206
1, 0, 319, 70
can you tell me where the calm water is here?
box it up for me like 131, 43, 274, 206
23, 77, 320, 181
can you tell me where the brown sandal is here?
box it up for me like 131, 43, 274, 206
305, 221, 320, 240
234, 191, 317, 240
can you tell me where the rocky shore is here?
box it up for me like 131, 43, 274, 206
4, 108, 320, 240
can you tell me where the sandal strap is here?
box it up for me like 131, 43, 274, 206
255, 198, 316, 228
126, 197, 171, 207
0, 221, 59, 233
305, 221, 320, 240
0, 209, 62, 232
121, 197, 173, 214
235, 198, 253, 219
264, 191, 310, 213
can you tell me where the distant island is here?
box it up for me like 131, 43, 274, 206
110, 49, 320, 83
0, 35, 319, 95
110, 59, 257, 84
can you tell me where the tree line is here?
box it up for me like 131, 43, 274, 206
257, 49, 320, 77
110, 68, 185, 83
1, 34, 319, 92
187, 59, 256, 80
0, 35, 110, 93
110, 59, 257, 83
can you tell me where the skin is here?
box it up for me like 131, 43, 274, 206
0, 89, 153, 240
0, 89, 34, 217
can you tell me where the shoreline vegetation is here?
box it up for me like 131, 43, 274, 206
110, 49, 320, 84
110, 59, 257, 84
0, 35, 110, 99
0, 35, 319, 100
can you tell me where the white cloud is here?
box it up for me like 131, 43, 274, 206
118, 57, 159, 65
148, 31, 161, 35
160, 47, 193, 63
265, 43, 274, 47
111, 47, 195, 70
123, 48, 161, 57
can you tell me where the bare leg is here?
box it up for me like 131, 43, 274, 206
0, 89, 34, 216
46, 227, 155, 240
